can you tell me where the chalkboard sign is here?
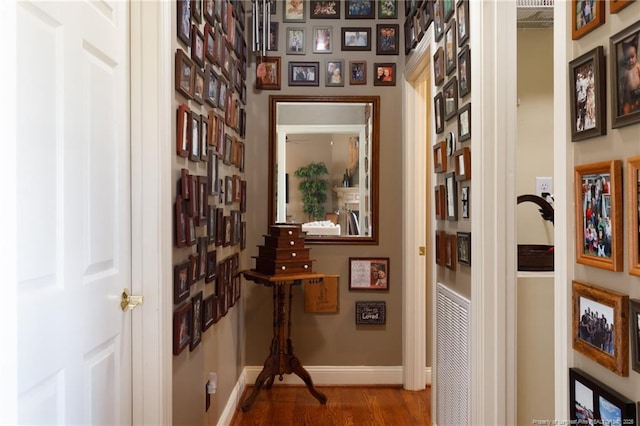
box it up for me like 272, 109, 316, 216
355, 301, 386, 325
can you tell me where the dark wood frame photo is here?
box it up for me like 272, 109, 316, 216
373, 63, 396, 86
629, 156, 640, 277
445, 171, 457, 221
433, 0, 444, 42
189, 291, 203, 351
310, 1, 341, 19
454, 146, 471, 181
457, 232, 471, 266
435, 184, 446, 221
191, 25, 205, 67
175, 49, 195, 99
434, 92, 445, 134
173, 261, 190, 304
289, 61, 320, 86
569, 46, 606, 141
457, 103, 471, 142
630, 298, 640, 373
458, 45, 471, 97
349, 60, 367, 85
445, 233, 457, 270
610, 20, 640, 128
202, 294, 216, 332
189, 113, 201, 162
345, 0, 375, 19
194, 67, 205, 105
461, 186, 469, 218
205, 249, 217, 284
175, 196, 187, 248
177, 0, 192, 47
435, 230, 445, 266
173, 301, 192, 355
456, 0, 469, 47
610, 0, 634, 13
572, 0, 605, 40
376, 24, 399, 55
433, 141, 447, 173
341, 27, 371, 51
444, 19, 457, 76
176, 104, 190, 157
443, 77, 458, 121
569, 368, 636, 424
572, 280, 629, 376
378, 0, 398, 18
348, 257, 390, 290
434, 47, 445, 86
574, 160, 623, 271
256, 56, 282, 90
283, 0, 306, 22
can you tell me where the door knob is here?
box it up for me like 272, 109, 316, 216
120, 288, 144, 312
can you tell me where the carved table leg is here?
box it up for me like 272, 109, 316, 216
240, 356, 278, 412
289, 355, 327, 404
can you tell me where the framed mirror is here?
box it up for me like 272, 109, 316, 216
268, 95, 380, 244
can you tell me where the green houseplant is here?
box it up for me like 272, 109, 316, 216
294, 161, 329, 221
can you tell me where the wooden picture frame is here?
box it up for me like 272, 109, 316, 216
572, 280, 629, 376
574, 160, 623, 271
348, 257, 390, 290
457, 232, 471, 266
175, 196, 187, 248
445, 171, 457, 220
444, 19, 457, 76
205, 64, 218, 107
285, 27, 306, 54
435, 230, 446, 266
433, 141, 447, 173
373, 63, 396, 86
283, 0, 306, 22
191, 25, 205, 67
205, 249, 217, 283
445, 233, 457, 270
312, 26, 333, 53
572, 0, 605, 40
630, 299, 640, 373
341, 27, 371, 51
215, 208, 224, 247
325, 59, 345, 86
197, 237, 208, 281
202, 294, 216, 332
569, 368, 636, 423
379, 0, 398, 18
628, 156, 640, 276
173, 301, 192, 355
349, 61, 367, 85
173, 261, 190, 304
189, 112, 201, 162
434, 92, 445, 134
204, 23, 216, 64
403, 13, 417, 55
200, 115, 209, 161
454, 146, 471, 181
433, 0, 444, 42
457, 0, 469, 46
376, 24, 399, 55
203, 0, 215, 24
176, 104, 190, 157
310, 1, 341, 18
175, 49, 195, 99
177, 0, 192, 47
435, 184, 446, 220
355, 301, 386, 325
191, 0, 202, 23
256, 56, 281, 90
610, 21, 640, 128
457, 103, 471, 142
458, 45, 471, 97
288, 61, 320, 86
569, 46, 606, 141
433, 47, 445, 86
189, 291, 203, 351
345, 0, 375, 19
193, 68, 205, 105
461, 186, 469, 218
443, 77, 458, 121
610, 0, 634, 13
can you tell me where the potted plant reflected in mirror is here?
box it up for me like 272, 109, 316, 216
294, 162, 329, 221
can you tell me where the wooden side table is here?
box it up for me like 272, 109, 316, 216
240, 269, 328, 412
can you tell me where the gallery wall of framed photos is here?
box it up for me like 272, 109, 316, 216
567, 0, 640, 422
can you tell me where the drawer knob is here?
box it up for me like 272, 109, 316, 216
289, 241, 294, 246
291, 252, 297, 257
288, 230, 293, 235
281, 265, 286, 271
303, 264, 309, 269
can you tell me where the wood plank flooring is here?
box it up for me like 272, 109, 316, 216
230, 385, 431, 425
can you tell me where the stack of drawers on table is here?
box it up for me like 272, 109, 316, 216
253, 224, 313, 275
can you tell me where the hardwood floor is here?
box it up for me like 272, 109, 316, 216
230, 385, 431, 425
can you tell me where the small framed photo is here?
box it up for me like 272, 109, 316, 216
433, 47, 445, 86
444, 20, 457, 75
176, 103, 190, 157
610, 0, 634, 13
435, 230, 445, 265
442, 0, 454, 21
457, 232, 471, 266
341, 27, 371, 51
349, 61, 367, 85
203, 0, 215, 24
434, 184, 446, 220
458, 45, 471, 97
348, 257, 390, 290
175, 197, 187, 247
189, 291, 203, 351
445, 233, 457, 270
204, 23, 216, 63
173, 261, 190, 304
461, 186, 469, 218
420, 1, 434, 33
312, 26, 333, 53
434, 92, 444, 134
345, 0, 375, 19
286, 27, 306, 54
189, 112, 201, 162
289, 61, 320, 86
433, 0, 444, 42
378, 0, 398, 18
205, 249, 217, 283
574, 160, 623, 271
325, 59, 345, 86
193, 68, 205, 105
173, 301, 192, 355
355, 301, 386, 325
454, 146, 471, 181
630, 299, 640, 373
376, 24, 399, 55
256, 56, 281, 90
569, 368, 636, 424
628, 156, 640, 276
456, 0, 469, 46
404, 15, 417, 55
202, 294, 216, 332
569, 46, 606, 141
283, 0, 306, 22
445, 171, 457, 221
191, 25, 205, 67
310, 1, 341, 18
572, 0, 605, 40
457, 103, 471, 142
433, 141, 447, 173
373, 62, 396, 86
205, 64, 218, 107
572, 280, 629, 376
177, 0, 192, 47
443, 77, 458, 120
268, 22, 279, 51
175, 49, 194, 99
191, 0, 202, 23
609, 21, 640, 128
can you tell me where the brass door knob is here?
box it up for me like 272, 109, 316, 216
120, 288, 144, 312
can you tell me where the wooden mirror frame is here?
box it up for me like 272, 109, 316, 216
268, 95, 380, 244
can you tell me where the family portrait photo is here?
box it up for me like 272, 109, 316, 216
580, 172, 612, 258
578, 296, 615, 356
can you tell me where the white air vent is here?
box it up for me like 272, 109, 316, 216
517, 0, 554, 28
436, 283, 471, 426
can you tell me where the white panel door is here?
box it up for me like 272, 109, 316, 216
16, 1, 132, 424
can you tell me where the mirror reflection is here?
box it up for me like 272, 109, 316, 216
268, 96, 379, 244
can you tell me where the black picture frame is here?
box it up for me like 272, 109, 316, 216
355, 301, 386, 325
433, 0, 444, 42
189, 291, 203, 351
445, 171, 457, 221
443, 77, 458, 121
456, 0, 469, 47
434, 46, 445, 86
569, 46, 607, 141
288, 61, 320, 86
310, 1, 341, 18
373, 62, 396, 86
458, 45, 471, 97
444, 19, 457, 75
457, 232, 471, 266
458, 103, 471, 142
202, 294, 216, 332
175, 49, 195, 99
569, 368, 636, 424
345, 0, 375, 19
609, 21, 640, 129
434, 92, 445, 134
376, 24, 399, 55
341, 27, 371, 51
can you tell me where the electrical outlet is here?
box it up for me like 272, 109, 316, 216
535, 177, 553, 198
